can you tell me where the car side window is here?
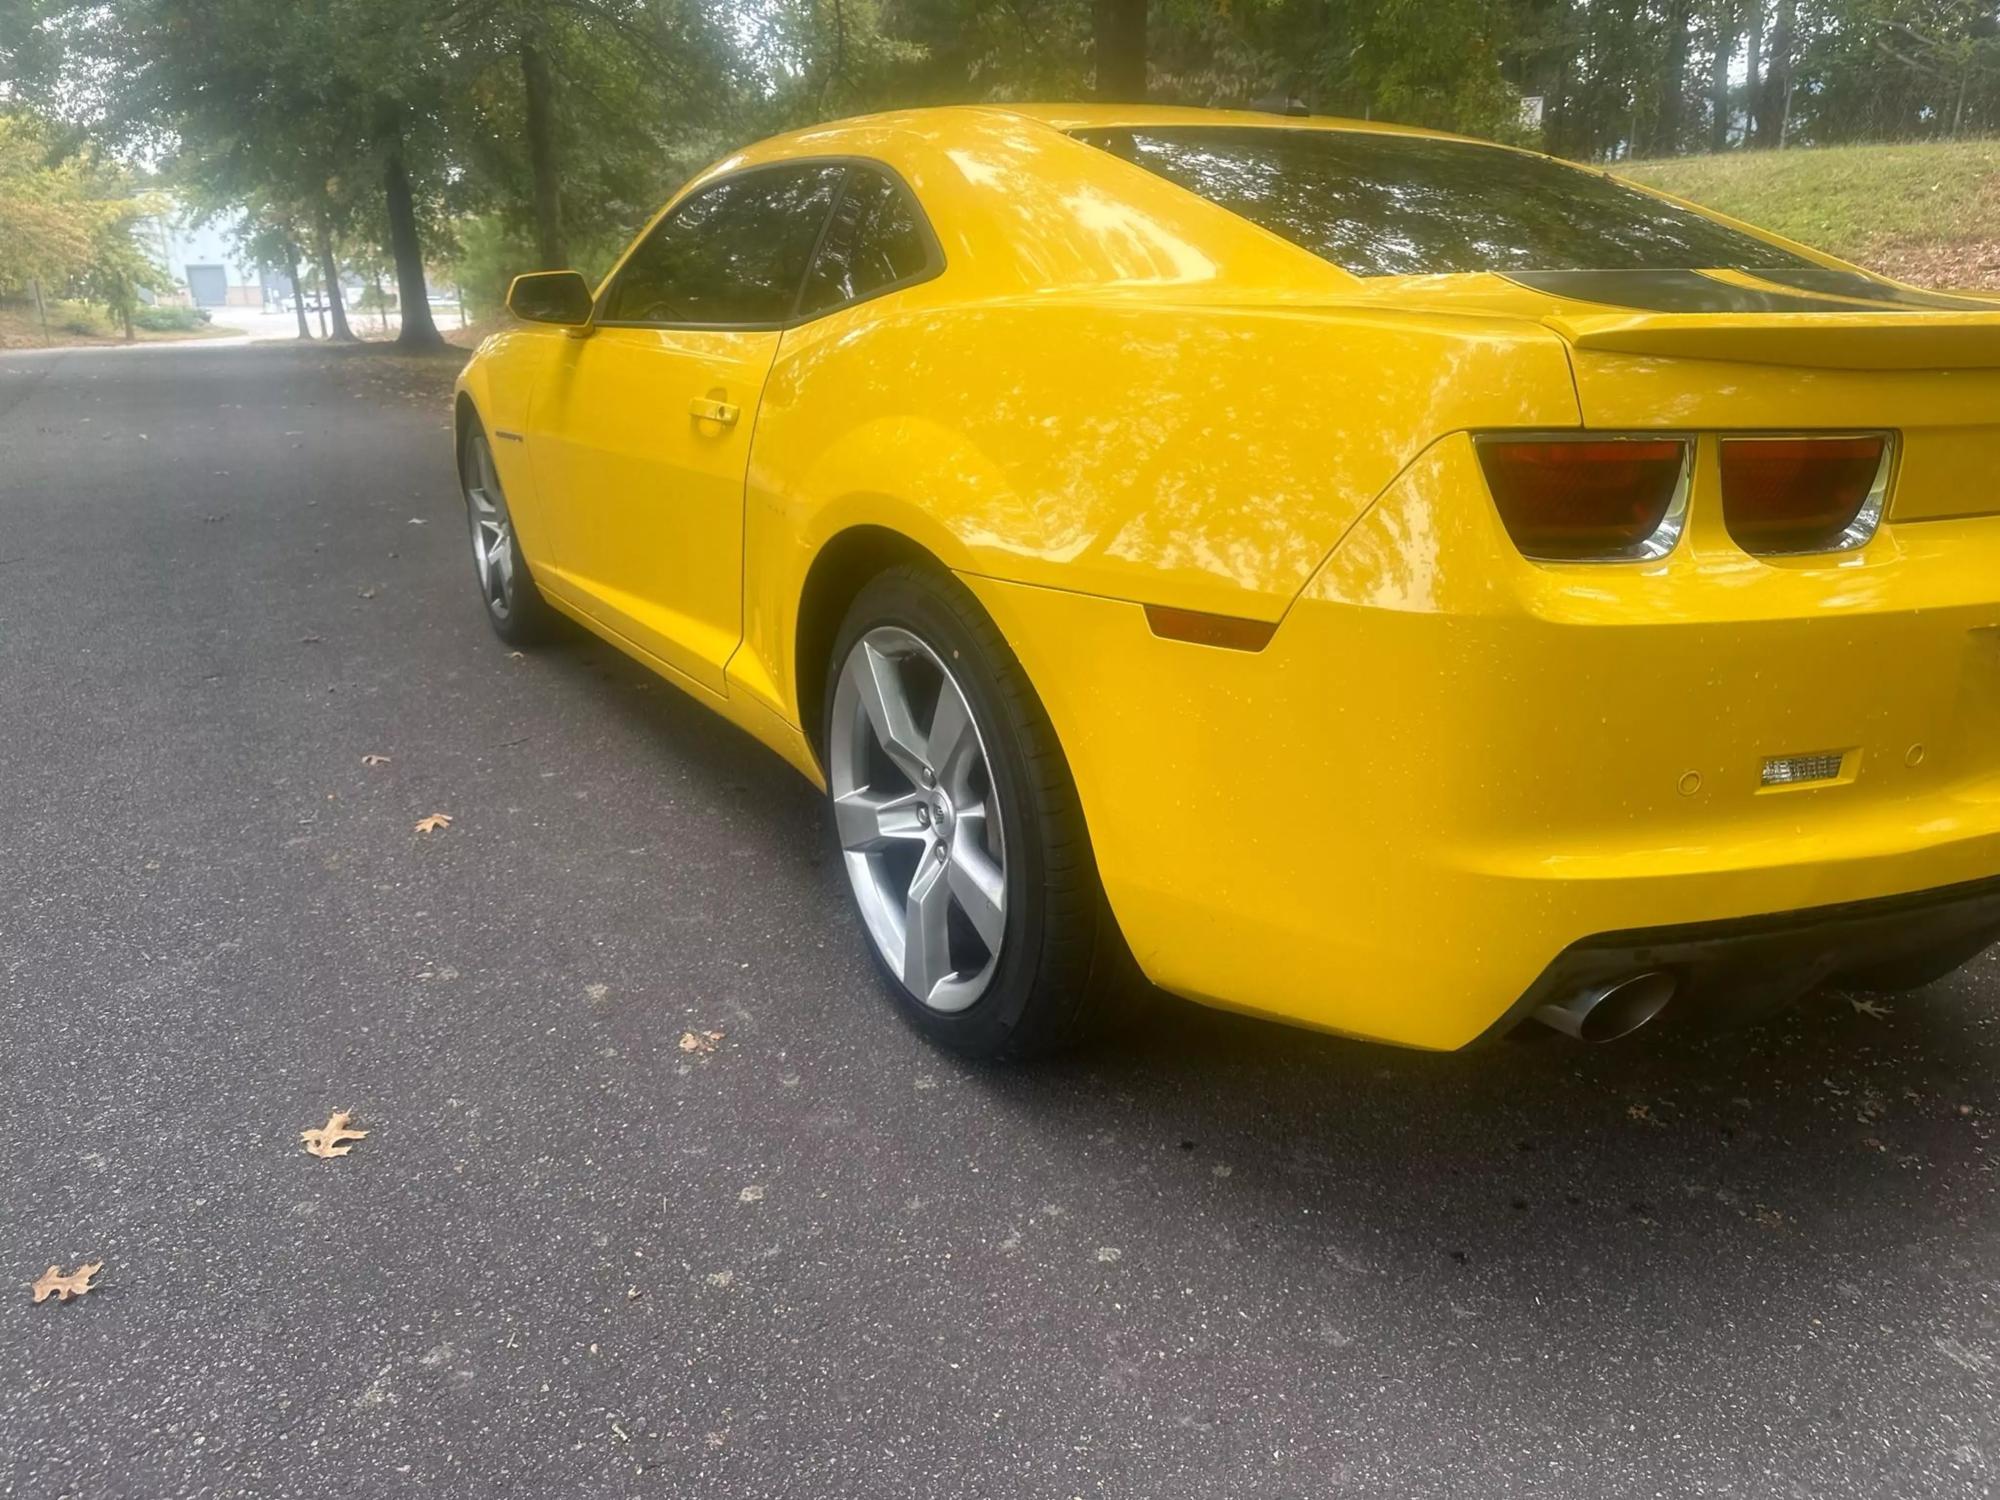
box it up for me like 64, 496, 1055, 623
797, 167, 936, 318
604, 164, 844, 326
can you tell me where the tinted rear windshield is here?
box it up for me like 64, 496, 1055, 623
1072, 126, 1813, 278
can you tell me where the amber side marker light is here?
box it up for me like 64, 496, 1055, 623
1143, 605, 1278, 652
1474, 435, 1692, 562
1719, 434, 1892, 555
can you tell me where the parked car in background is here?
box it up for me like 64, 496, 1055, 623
453, 105, 2000, 1058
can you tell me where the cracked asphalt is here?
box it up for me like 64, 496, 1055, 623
2, 341, 1997, 1498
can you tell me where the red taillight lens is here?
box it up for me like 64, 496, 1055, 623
1719, 435, 1889, 555
1475, 437, 1690, 561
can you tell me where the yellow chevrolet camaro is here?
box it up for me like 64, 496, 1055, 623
454, 104, 2000, 1057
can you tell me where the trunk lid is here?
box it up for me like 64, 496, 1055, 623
1339, 267, 2000, 525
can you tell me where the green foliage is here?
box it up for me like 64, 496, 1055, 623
0, 109, 174, 334
132, 302, 212, 330
0, 112, 97, 290
47, 296, 111, 334
447, 210, 629, 319
80, 190, 176, 330
446, 212, 530, 321
1796, 0, 2000, 143
13, 0, 2000, 341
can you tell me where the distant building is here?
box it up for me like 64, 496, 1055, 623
142, 209, 267, 308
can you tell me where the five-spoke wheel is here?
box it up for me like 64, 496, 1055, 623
459, 420, 552, 646
830, 626, 1009, 1011
463, 432, 517, 621
824, 566, 1140, 1057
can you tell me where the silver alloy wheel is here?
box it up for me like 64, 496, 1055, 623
463, 433, 516, 619
829, 625, 1008, 1012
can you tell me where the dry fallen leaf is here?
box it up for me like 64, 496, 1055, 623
414, 813, 452, 834
679, 1030, 724, 1055
302, 1109, 369, 1159
361, 753, 391, 767
1850, 997, 1893, 1020
31, 1262, 103, 1304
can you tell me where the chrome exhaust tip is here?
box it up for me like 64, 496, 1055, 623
1533, 971, 1676, 1043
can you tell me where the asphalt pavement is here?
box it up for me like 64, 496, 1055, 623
2, 341, 1997, 1499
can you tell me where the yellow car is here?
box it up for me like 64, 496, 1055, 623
454, 104, 2000, 1057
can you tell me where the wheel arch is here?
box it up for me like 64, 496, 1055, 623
793, 524, 946, 762
452, 391, 481, 474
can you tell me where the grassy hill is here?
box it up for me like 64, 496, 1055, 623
1620, 139, 2000, 290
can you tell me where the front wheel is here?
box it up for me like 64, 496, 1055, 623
823, 565, 1143, 1059
460, 422, 554, 646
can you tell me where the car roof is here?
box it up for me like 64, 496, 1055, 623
977, 102, 1485, 147
658, 104, 1585, 305
683, 104, 1372, 297
728, 102, 1497, 165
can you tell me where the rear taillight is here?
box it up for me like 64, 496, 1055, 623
1474, 435, 1691, 562
1719, 434, 1892, 555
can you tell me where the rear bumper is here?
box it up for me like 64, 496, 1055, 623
963, 433, 2000, 1049
1475, 872, 2000, 1044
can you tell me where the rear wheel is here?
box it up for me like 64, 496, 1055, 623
460, 422, 554, 646
824, 565, 1142, 1059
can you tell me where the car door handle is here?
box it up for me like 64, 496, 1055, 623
688, 396, 740, 427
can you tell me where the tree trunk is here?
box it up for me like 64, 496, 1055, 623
379, 107, 443, 350
520, 39, 566, 268
1658, 0, 1691, 153
32, 278, 50, 345
1093, 0, 1146, 103
121, 301, 134, 341
315, 208, 356, 341
284, 237, 312, 339
1743, 0, 1763, 142
1754, 0, 1794, 148
1709, 0, 1734, 151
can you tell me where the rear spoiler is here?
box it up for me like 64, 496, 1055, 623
1485, 268, 2000, 371
1546, 307, 2000, 372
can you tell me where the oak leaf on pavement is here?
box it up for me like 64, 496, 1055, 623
31, 1262, 103, 1303
302, 1110, 368, 1159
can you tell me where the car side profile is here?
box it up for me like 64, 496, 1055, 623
453, 103, 2000, 1058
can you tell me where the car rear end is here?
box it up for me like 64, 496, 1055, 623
1294, 332, 2000, 1046
1026, 115, 2000, 1047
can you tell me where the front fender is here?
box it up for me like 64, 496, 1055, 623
453, 325, 570, 565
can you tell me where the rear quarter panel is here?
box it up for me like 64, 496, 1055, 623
734, 289, 1582, 730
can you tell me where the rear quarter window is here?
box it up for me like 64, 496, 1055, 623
1073, 126, 1813, 279
798, 167, 937, 318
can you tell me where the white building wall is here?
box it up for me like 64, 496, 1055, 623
145, 208, 267, 307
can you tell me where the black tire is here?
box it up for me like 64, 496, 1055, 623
823, 564, 1147, 1060
458, 417, 555, 648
